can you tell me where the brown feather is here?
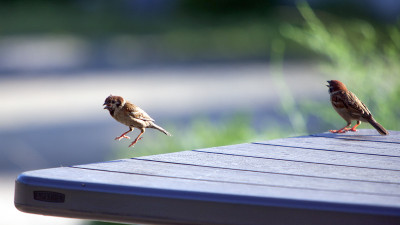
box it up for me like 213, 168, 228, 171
124, 102, 154, 121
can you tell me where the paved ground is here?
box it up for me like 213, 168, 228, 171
0, 62, 327, 225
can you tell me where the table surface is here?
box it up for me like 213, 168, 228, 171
14, 129, 400, 225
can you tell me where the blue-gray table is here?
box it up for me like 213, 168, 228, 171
14, 129, 400, 225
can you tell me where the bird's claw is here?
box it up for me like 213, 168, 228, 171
346, 128, 358, 132
115, 135, 131, 141
329, 129, 347, 133
129, 137, 143, 148
128, 143, 136, 148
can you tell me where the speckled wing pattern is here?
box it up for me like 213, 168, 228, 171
332, 90, 371, 119
125, 102, 155, 122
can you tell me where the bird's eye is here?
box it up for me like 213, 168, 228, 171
111, 100, 115, 104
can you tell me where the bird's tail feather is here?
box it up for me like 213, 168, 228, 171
367, 118, 389, 135
151, 123, 172, 136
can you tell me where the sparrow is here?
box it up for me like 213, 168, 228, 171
103, 95, 171, 148
327, 80, 388, 135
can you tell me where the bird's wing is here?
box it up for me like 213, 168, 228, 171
343, 91, 371, 117
125, 102, 155, 121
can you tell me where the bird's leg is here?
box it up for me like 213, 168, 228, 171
115, 127, 134, 141
129, 128, 145, 148
347, 121, 361, 132
329, 122, 351, 133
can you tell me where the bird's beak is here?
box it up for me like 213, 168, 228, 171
326, 81, 331, 87
103, 103, 109, 109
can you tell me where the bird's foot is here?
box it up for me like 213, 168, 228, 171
128, 143, 136, 148
329, 129, 347, 133
347, 128, 358, 132
115, 135, 131, 141
129, 137, 143, 148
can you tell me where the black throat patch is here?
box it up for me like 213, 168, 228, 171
108, 108, 115, 117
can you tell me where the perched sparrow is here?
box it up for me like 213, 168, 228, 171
103, 95, 171, 148
327, 80, 388, 135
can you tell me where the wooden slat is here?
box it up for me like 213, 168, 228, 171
138, 151, 400, 183
73, 158, 400, 196
255, 136, 400, 157
195, 143, 400, 170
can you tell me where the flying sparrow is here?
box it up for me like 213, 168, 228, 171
103, 95, 171, 148
327, 80, 388, 135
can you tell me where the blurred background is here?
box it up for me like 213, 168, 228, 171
1, 0, 399, 224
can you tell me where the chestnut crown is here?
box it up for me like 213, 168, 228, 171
327, 80, 348, 93
103, 95, 125, 110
